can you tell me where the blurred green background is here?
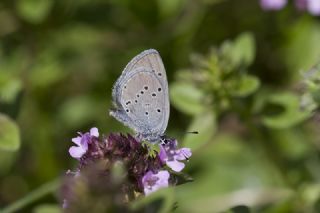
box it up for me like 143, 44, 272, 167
1, 0, 320, 212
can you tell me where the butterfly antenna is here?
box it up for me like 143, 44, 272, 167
181, 150, 190, 161
186, 131, 199, 134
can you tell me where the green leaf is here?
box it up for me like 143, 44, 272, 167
2, 179, 60, 213
262, 93, 310, 129
130, 187, 175, 213
176, 134, 290, 212
183, 111, 216, 151
221, 32, 255, 68
284, 18, 320, 75
0, 75, 22, 104
170, 82, 206, 115
301, 183, 320, 208
16, 0, 53, 24
0, 113, 20, 151
232, 32, 255, 66
33, 204, 61, 213
157, 0, 185, 18
231, 75, 260, 97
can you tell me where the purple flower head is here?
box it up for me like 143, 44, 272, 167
142, 170, 170, 195
295, 0, 308, 10
260, 0, 287, 10
69, 127, 99, 159
305, 0, 320, 15
63, 131, 193, 210
159, 138, 192, 172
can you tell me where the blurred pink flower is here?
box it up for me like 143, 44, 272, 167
69, 127, 99, 159
260, 0, 287, 10
142, 170, 170, 195
296, 0, 320, 15
159, 139, 192, 172
306, 0, 320, 15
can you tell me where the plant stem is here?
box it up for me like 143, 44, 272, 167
1, 178, 61, 213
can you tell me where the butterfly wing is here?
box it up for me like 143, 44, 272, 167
110, 49, 169, 142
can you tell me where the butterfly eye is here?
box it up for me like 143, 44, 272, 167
160, 137, 168, 145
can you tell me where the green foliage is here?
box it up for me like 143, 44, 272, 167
221, 32, 256, 68
16, 0, 53, 24
183, 111, 216, 151
261, 92, 310, 129
230, 75, 260, 97
1, 1, 320, 212
0, 113, 20, 151
33, 204, 61, 213
300, 63, 320, 113
170, 82, 206, 115
130, 188, 175, 213
283, 18, 320, 75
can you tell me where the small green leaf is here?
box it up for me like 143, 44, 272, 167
221, 32, 255, 68
301, 183, 320, 207
33, 204, 61, 213
170, 82, 206, 115
0, 76, 22, 103
232, 32, 255, 66
130, 187, 175, 213
231, 75, 260, 97
16, 0, 53, 24
157, 0, 185, 18
262, 93, 310, 129
284, 18, 320, 74
183, 111, 216, 151
0, 113, 20, 151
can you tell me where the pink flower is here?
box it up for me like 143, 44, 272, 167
306, 0, 320, 15
260, 0, 287, 10
295, 0, 320, 15
142, 170, 170, 195
69, 127, 99, 159
159, 139, 192, 172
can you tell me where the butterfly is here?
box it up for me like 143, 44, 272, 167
110, 49, 170, 143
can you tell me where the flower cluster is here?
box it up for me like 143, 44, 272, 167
62, 128, 192, 210
260, 0, 320, 15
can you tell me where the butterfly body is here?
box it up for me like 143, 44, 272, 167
110, 49, 169, 143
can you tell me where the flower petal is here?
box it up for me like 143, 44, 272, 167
308, 0, 320, 15
156, 170, 170, 186
260, 0, 287, 10
142, 171, 153, 184
166, 160, 185, 172
159, 146, 167, 162
71, 136, 82, 145
90, 127, 99, 137
69, 146, 86, 159
142, 170, 170, 195
176, 148, 192, 160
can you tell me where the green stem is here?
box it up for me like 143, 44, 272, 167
1, 178, 61, 213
